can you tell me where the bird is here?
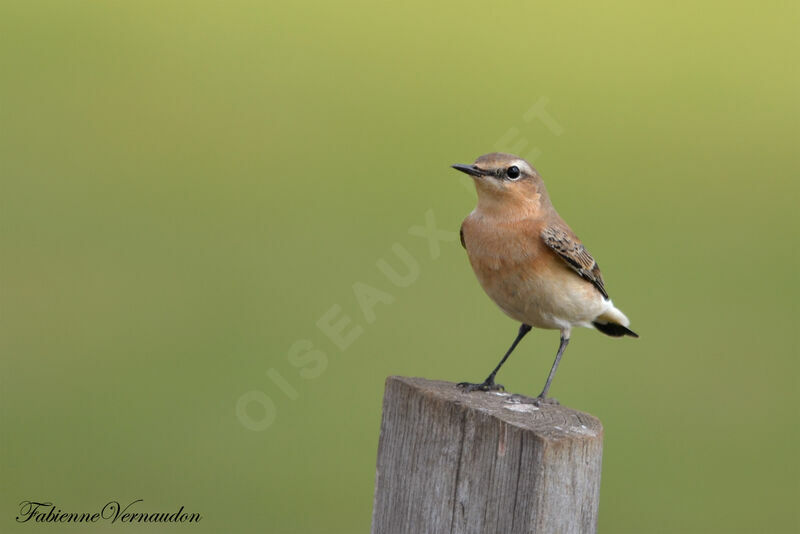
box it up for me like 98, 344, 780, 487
452, 152, 637, 405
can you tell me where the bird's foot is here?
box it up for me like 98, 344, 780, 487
457, 379, 504, 393
533, 395, 559, 407
505, 394, 559, 406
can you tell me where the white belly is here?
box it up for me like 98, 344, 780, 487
487, 268, 606, 329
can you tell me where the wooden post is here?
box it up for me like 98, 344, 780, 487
371, 376, 604, 534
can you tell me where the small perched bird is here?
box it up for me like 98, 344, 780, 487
452, 153, 637, 404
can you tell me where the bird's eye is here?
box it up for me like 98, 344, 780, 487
506, 166, 521, 180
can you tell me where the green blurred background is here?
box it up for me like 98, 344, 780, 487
1, 1, 797, 532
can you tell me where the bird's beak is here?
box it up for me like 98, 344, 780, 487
451, 164, 488, 177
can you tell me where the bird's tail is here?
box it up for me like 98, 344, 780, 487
593, 304, 639, 338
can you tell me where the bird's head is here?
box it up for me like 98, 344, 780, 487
451, 153, 548, 216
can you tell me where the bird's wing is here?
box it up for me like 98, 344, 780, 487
541, 225, 609, 299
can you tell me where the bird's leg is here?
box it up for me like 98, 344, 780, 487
534, 334, 570, 405
458, 324, 532, 392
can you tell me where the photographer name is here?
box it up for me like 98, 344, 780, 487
17, 500, 202, 524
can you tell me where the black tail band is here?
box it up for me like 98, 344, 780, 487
593, 321, 639, 338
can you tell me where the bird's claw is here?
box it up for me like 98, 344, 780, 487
533, 395, 559, 407
505, 393, 559, 406
457, 380, 504, 393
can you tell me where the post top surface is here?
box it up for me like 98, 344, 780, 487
388, 375, 603, 441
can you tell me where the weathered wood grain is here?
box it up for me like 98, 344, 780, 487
371, 376, 603, 534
